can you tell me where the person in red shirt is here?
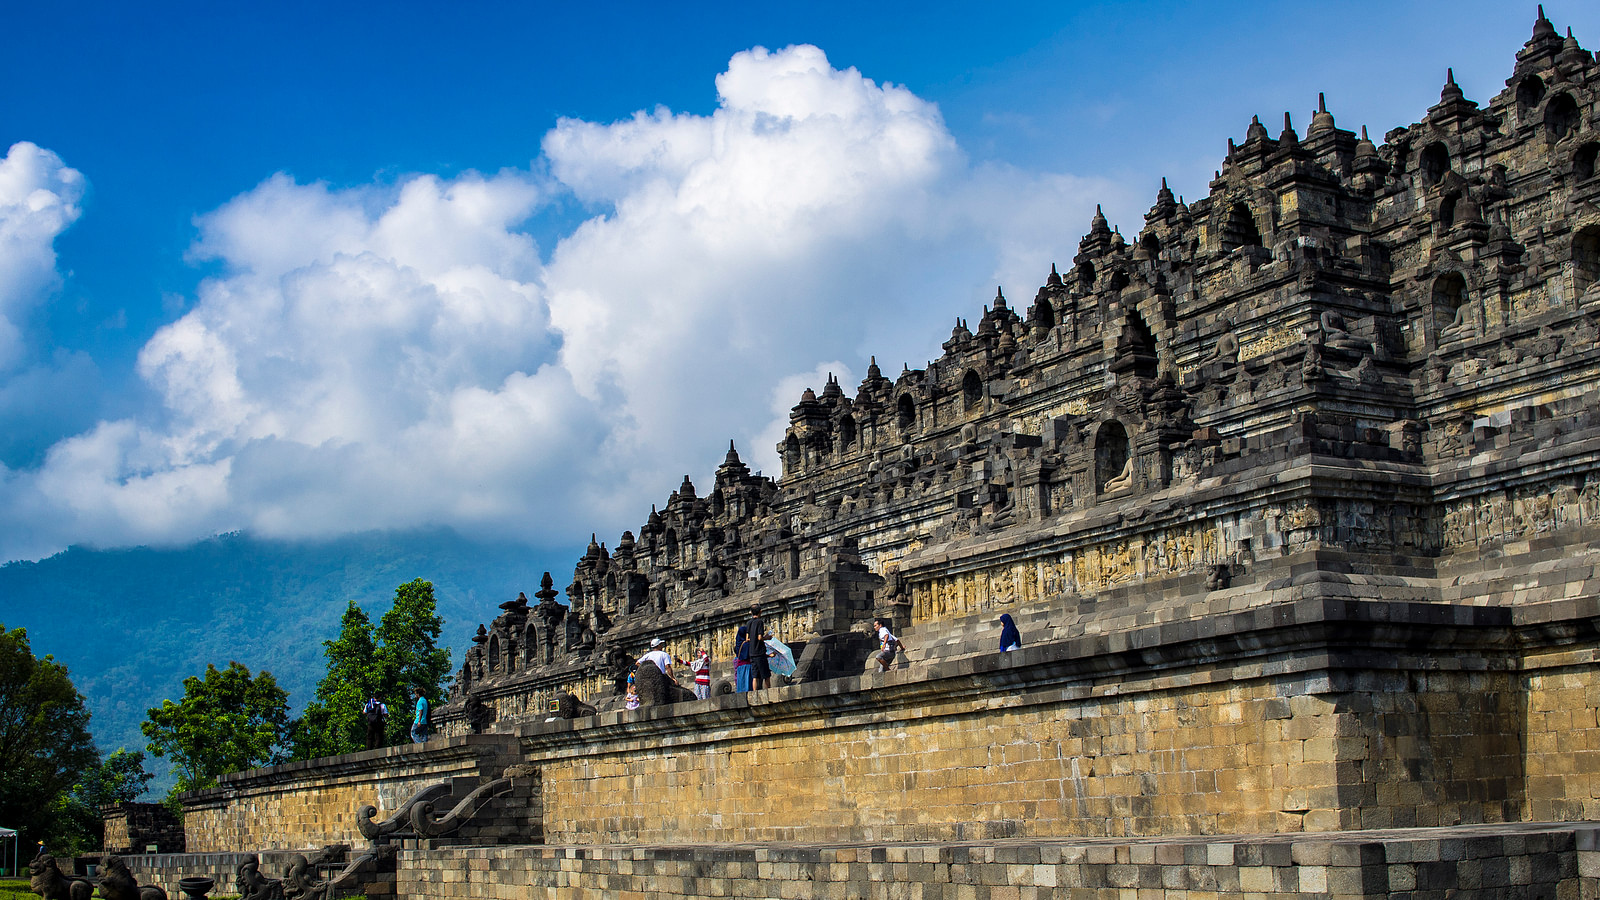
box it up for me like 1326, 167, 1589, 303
689, 648, 712, 700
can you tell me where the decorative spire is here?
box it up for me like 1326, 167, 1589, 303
535, 571, 558, 602
1245, 114, 1270, 144
1559, 26, 1588, 65
1355, 125, 1378, 157
993, 286, 1007, 310
1309, 92, 1336, 135
1047, 262, 1063, 287
1278, 111, 1299, 146
1535, 4, 1556, 39
1441, 67, 1464, 103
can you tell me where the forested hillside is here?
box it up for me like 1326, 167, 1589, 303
0, 529, 566, 794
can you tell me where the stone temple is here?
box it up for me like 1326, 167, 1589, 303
96, 11, 1600, 898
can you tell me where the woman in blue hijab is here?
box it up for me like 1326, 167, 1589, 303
998, 613, 1021, 652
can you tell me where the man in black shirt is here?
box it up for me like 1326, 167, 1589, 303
747, 603, 771, 690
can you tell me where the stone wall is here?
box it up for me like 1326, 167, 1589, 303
398, 822, 1599, 900
1521, 599, 1600, 823
180, 734, 519, 852
101, 802, 184, 854
528, 598, 1542, 847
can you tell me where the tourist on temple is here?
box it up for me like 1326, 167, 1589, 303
362, 695, 388, 750
686, 647, 712, 700
639, 638, 674, 679
998, 613, 1022, 652
747, 604, 772, 690
734, 625, 752, 691
873, 618, 904, 672
410, 687, 430, 743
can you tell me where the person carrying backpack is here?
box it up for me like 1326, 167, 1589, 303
363, 695, 388, 750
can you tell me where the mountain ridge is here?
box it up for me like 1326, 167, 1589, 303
0, 528, 568, 794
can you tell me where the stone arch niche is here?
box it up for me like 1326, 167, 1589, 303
1095, 421, 1132, 494
523, 624, 538, 669
1439, 192, 1461, 230
1034, 297, 1056, 330
488, 634, 501, 674
1420, 141, 1451, 186
1577, 143, 1600, 181
1079, 261, 1096, 290
783, 433, 801, 473
664, 529, 678, 563
897, 393, 916, 432
1432, 272, 1468, 335
1222, 201, 1262, 250
1573, 225, 1600, 297
962, 369, 982, 412
1140, 231, 1162, 258
1115, 312, 1160, 380
1519, 74, 1547, 119
838, 414, 857, 451
1546, 93, 1581, 141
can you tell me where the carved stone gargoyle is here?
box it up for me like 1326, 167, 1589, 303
234, 855, 284, 900
281, 843, 391, 900
27, 856, 92, 900
355, 782, 452, 846
96, 856, 168, 900
408, 776, 514, 837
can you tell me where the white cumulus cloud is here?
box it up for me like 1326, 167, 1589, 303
1, 44, 1120, 561
0, 141, 85, 370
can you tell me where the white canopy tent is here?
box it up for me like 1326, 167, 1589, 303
0, 826, 15, 878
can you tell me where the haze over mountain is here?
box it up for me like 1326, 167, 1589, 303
1, 529, 565, 793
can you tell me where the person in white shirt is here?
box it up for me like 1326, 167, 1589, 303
639, 638, 674, 678
873, 618, 904, 672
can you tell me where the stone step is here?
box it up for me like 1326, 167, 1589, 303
872, 602, 1062, 671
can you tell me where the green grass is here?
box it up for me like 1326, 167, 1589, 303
0, 877, 239, 899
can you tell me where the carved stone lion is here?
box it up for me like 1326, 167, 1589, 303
96, 855, 167, 900
555, 691, 596, 718
633, 660, 695, 706
27, 856, 92, 900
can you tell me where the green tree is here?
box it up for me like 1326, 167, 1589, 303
375, 579, 452, 742
72, 747, 153, 806
142, 662, 290, 796
290, 602, 380, 759
62, 748, 154, 850
0, 625, 98, 851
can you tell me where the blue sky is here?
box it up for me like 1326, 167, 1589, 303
0, 1, 1594, 564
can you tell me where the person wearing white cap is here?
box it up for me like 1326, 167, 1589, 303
638, 638, 673, 678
